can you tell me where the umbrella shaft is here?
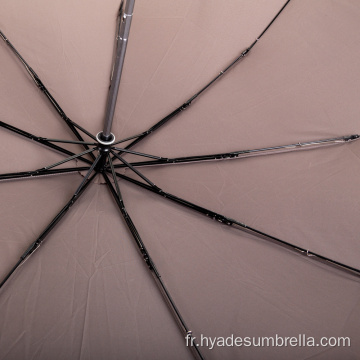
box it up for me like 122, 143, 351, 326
101, 0, 135, 140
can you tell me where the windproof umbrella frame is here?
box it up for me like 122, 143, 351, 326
0, 1, 359, 359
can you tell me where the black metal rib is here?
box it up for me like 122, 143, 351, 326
0, 30, 97, 158
112, 0, 293, 160
39, 148, 97, 171
63, 119, 97, 142
0, 166, 90, 182
103, 171, 205, 360
257, 0, 292, 40
112, 132, 145, 145
111, 106, 186, 161
107, 154, 121, 197
0, 120, 93, 165
110, 150, 157, 188
112, 134, 360, 169
40, 138, 97, 146
111, 171, 360, 278
74, 154, 101, 196
112, 147, 164, 160
0, 171, 98, 289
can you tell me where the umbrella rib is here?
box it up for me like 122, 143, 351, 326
0, 120, 93, 165
112, 132, 145, 145
74, 153, 101, 196
0, 166, 90, 182
103, 171, 205, 360
111, 171, 360, 279
111, 0, 293, 160
112, 134, 360, 168
0, 30, 97, 158
110, 150, 158, 188
38, 147, 98, 172
112, 147, 164, 160
107, 154, 122, 198
40, 138, 98, 146
0, 171, 98, 290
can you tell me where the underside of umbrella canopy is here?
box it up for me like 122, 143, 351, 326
1, 1, 360, 359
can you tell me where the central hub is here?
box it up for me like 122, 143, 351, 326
95, 132, 116, 172
96, 131, 116, 145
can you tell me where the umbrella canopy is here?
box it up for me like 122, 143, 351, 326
1, 0, 360, 359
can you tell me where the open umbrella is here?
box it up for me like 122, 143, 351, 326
1, 0, 360, 359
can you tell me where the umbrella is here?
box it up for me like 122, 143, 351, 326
1, 0, 360, 359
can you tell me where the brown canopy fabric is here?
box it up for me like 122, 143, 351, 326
1, 0, 360, 359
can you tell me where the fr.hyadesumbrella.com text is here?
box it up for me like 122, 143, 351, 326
185, 333, 351, 350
